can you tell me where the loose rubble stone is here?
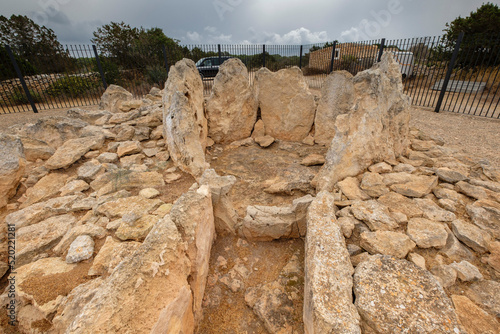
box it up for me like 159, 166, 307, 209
466, 280, 500, 317
452, 295, 500, 334
116, 140, 142, 157
59, 179, 90, 196
77, 160, 104, 181
66, 235, 95, 263
414, 198, 456, 222
390, 175, 438, 198
99, 84, 133, 113
241, 195, 314, 241
407, 218, 448, 249
456, 181, 489, 200
377, 191, 423, 218
139, 188, 160, 199
97, 152, 118, 163
116, 214, 160, 241
431, 264, 458, 288
337, 177, 370, 201
254, 135, 275, 148
206, 58, 258, 143
450, 260, 483, 281
354, 255, 461, 333
45, 135, 105, 169
408, 252, 426, 269
466, 199, 500, 239
436, 167, 467, 183
451, 219, 491, 253
360, 172, 389, 198
351, 200, 399, 231
21, 136, 55, 161
368, 162, 392, 173
53, 223, 106, 255
304, 191, 361, 333
300, 153, 325, 166
255, 67, 316, 141
439, 226, 476, 262
393, 163, 416, 173
95, 195, 162, 219
360, 231, 416, 258
20, 172, 68, 208
88, 237, 141, 276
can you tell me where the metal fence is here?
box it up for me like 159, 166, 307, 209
1, 33, 499, 118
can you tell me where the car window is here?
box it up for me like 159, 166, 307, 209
203, 59, 212, 66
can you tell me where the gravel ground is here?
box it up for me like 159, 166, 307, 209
0, 104, 498, 167
410, 106, 500, 167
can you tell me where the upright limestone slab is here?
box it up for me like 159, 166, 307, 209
314, 71, 355, 146
0, 134, 25, 208
206, 58, 258, 143
163, 58, 208, 178
313, 53, 411, 191
255, 67, 316, 141
304, 191, 361, 333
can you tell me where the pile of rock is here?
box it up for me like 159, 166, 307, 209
0, 53, 498, 333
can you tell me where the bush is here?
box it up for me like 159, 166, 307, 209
146, 65, 168, 85
4, 86, 43, 105
46, 76, 99, 98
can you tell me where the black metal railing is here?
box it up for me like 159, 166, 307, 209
1, 33, 499, 118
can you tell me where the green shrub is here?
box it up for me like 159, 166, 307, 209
46, 76, 99, 98
146, 65, 168, 84
5, 87, 43, 105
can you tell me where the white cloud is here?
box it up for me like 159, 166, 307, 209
204, 26, 217, 34
261, 27, 330, 45
186, 31, 201, 42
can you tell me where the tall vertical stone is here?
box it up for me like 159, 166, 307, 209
255, 67, 316, 141
163, 58, 208, 178
0, 134, 25, 208
304, 191, 361, 333
206, 58, 258, 143
313, 53, 411, 191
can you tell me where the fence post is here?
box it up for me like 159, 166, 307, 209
162, 44, 169, 74
92, 45, 108, 89
299, 45, 303, 69
434, 32, 465, 113
218, 44, 222, 66
5, 44, 38, 113
262, 45, 266, 68
329, 41, 338, 73
377, 38, 386, 62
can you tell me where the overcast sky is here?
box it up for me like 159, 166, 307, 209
1, 0, 489, 46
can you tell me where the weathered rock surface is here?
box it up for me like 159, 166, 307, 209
390, 175, 438, 198
354, 255, 461, 333
57, 217, 195, 333
66, 235, 95, 263
313, 53, 410, 191
95, 195, 162, 219
20, 172, 68, 208
115, 214, 160, 241
88, 236, 141, 276
337, 177, 370, 201
45, 135, 105, 169
254, 135, 275, 148
17, 214, 76, 266
0, 134, 25, 208
241, 195, 314, 241
351, 200, 399, 231
20, 136, 55, 161
453, 295, 499, 334
206, 58, 258, 143
451, 219, 491, 253
99, 84, 133, 113
163, 58, 208, 178
360, 231, 416, 258
465, 280, 500, 317
304, 191, 361, 333
466, 199, 500, 239
255, 67, 316, 141
199, 169, 238, 234
170, 185, 215, 323
314, 71, 354, 146
300, 153, 325, 166
406, 218, 448, 249
377, 191, 423, 218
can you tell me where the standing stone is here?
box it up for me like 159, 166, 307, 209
354, 255, 461, 334
314, 71, 354, 146
99, 84, 133, 113
312, 53, 410, 191
304, 191, 361, 334
170, 185, 215, 323
255, 67, 316, 141
0, 134, 25, 208
206, 58, 258, 143
163, 58, 208, 178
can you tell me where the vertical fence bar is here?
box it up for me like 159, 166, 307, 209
377, 38, 386, 62
92, 45, 107, 89
262, 45, 266, 68
162, 44, 169, 74
218, 44, 222, 66
299, 45, 303, 69
329, 41, 338, 74
434, 32, 465, 113
5, 44, 38, 113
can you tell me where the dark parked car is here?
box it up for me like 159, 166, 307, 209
195, 56, 232, 79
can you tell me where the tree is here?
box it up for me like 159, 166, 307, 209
443, 3, 500, 44
0, 15, 67, 74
